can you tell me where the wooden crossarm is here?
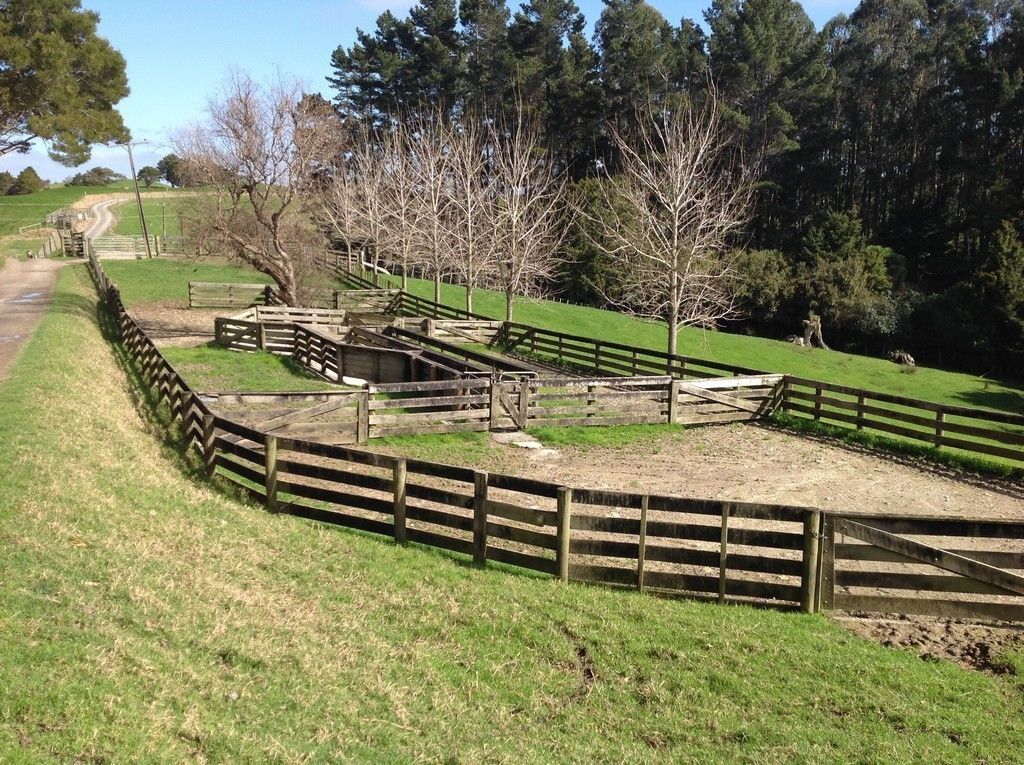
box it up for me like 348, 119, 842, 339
677, 382, 763, 415
836, 518, 1024, 596
258, 396, 358, 432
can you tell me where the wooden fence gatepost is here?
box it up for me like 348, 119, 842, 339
517, 381, 529, 429
393, 459, 407, 545
667, 379, 680, 424
801, 509, 822, 613
356, 391, 369, 443
556, 487, 573, 583
817, 513, 835, 612
488, 377, 499, 431
473, 470, 488, 565
264, 435, 279, 511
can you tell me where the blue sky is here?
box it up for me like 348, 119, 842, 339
0, 0, 855, 182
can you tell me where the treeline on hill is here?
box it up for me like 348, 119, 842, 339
328, 0, 1024, 378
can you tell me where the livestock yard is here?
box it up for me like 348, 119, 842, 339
2, 253, 1023, 763
93, 255, 1024, 644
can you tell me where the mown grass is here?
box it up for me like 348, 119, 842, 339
391, 274, 1024, 414
161, 345, 344, 393
101, 258, 272, 307
2, 264, 1024, 762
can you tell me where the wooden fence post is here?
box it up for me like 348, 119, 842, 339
258, 322, 267, 351
666, 379, 680, 424
517, 381, 529, 429
473, 471, 488, 565
264, 435, 279, 511
637, 495, 649, 592
202, 414, 217, 477
856, 393, 865, 430
813, 386, 823, 421
556, 487, 572, 583
356, 391, 369, 443
817, 514, 835, 612
801, 509, 822, 613
718, 503, 730, 603
393, 459, 407, 545
488, 377, 499, 431
934, 408, 945, 448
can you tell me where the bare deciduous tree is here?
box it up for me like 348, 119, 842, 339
176, 74, 340, 306
585, 92, 755, 355
491, 117, 567, 322
408, 114, 456, 305
448, 120, 496, 314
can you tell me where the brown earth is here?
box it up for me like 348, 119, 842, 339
131, 301, 226, 347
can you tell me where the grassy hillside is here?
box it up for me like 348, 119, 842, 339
2, 265, 1023, 762
392, 275, 1024, 414
111, 198, 187, 237
0, 183, 177, 236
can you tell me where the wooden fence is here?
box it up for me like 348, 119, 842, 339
90, 234, 159, 257
493, 322, 762, 380
87, 253, 1024, 624
779, 376, 1024, 468
189, 281, 279, 309
363, 374, 783, 440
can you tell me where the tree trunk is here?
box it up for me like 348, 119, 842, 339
433, 273, 441, 305
465, 285, 473, 314
505, 289, 514, 322
667, 312, 679, 357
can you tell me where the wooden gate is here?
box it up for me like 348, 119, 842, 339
489, 375, 533, 430
823, 515, 1024, 621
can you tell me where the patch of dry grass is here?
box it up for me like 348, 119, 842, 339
2, 265, 1024, 763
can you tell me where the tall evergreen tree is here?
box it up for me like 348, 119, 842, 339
460, 0, 515, 117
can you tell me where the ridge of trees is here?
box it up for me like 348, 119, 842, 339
327, 0, 1024, 378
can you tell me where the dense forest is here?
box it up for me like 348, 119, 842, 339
328, 0, 1024, 378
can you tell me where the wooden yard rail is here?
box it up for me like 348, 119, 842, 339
493, 322, 763, 380
87, 253, 1024, 625
364, 375, 783, 440
189, 281, 280, 309
779, 376, 1024, 467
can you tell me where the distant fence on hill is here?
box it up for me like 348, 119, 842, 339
87, 253, 1024, 624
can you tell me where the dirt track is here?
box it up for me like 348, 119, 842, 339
0, 257, 68, 381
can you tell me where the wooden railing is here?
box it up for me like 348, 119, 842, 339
779, 376, 1024, 468
87, 253, 1024, 624
188, 281, 279, 309
493, 322, 763, 380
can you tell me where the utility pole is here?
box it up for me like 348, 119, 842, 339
161, 203, 166, 238
119, 139, 154, 259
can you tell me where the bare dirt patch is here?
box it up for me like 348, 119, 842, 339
130, 301, 224, 347
836, 615, 1023, 673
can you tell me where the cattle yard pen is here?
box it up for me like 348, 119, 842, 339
91, 256, 1024, 625
193, 278, 1024, 471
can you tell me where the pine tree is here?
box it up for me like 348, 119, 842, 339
460, 0, 515, 117
973, 220, 1024, 372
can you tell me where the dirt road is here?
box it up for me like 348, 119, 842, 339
84, 198, 118, 238
0, 257, 68, 381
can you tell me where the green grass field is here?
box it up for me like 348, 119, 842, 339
163, 345, 342, 393
390, 274, 1023, 414
111, 198, 187, 237
2, 264, 1024, 762
102, 258, 272, 307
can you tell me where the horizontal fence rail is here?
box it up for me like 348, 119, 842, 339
189, 281, 279, 309
779, 376, 1024, 468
